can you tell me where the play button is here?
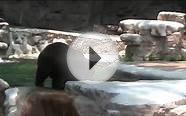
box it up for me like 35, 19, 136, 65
89, 47, 101, 70
67, 32, 119, 81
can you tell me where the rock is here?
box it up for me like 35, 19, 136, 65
118, 50, 125, 60
167, 32, 182, 48
36, 40, 49, 51
119, 19, 186, 61
0, 20, 10, 57
74, 96, 108, 116
182, 34, 186, 49
163, 47, 183, 61
52, 38, 68, 44
9, 27, 82, 57
112, 63, 186, 81
120, 34, 143, 45
0, 42, 8, 49
125, 45, 144, 61
9, 44, 23, 58
119, 19, 184, 36
65, 80, 186, 116
0, 78, 9, 107
93, 24, 125, 35
105, 25, 122, 35
0, 20, 10, 45
3, 87, 79, 116
4, 88, 19, 116
8, 27, 122, 60
0, 78, 9, 92
120, 34, 145, 61
169, 105, 186, 116
182, 40, 186, 49
157, 11, 186, 25
181, 49, 186, 60
28, 35, 42, 45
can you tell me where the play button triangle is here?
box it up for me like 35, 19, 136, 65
89, 47, 101, 70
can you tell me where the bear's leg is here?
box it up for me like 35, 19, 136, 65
51, 76, 66, 90
35, 64, 50, 87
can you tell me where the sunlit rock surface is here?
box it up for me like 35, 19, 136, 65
0, 42, 8, 50
73, 95, 108, 116
120, 34, 143, 45
0, 78, 9, 91
119, 17, 186, 61
119, 19, 184, 36
66, 80, 186, 116
3, 27, 122, 60
120, 34, 144, 61
112, 63, 186, 81
0, 78, 9, 109
4, 88, 19, 116
157, 11, 186, 25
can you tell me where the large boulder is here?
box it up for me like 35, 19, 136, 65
120, 34, 143, 45
157, 11, 186, 26
65, 80, 186, 116
120, 34, 144, 61
119, 19, 184, 36
4, 88, 19, 116
119, 19, 186, 61
112, 63, 186, 81
169, 105, 186, 116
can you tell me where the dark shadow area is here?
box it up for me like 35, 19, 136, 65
0, 0, 185, 31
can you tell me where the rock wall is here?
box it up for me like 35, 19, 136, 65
0, 0, 184, 31
119, 11, 186, 61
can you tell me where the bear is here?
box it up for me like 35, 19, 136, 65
35, 42, 80, 90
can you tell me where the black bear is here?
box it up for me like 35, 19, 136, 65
35, 42, 80, 90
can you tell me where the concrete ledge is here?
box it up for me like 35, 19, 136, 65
112, 63, 186, 81
65, 80, 186, 116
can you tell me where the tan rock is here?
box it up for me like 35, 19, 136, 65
169, 105, 186, 116
157, 11, 186, 25
182, 36, 186, 49
120, 34, 143, 45
119, 19, 184, 36
167, 32, 182, 48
